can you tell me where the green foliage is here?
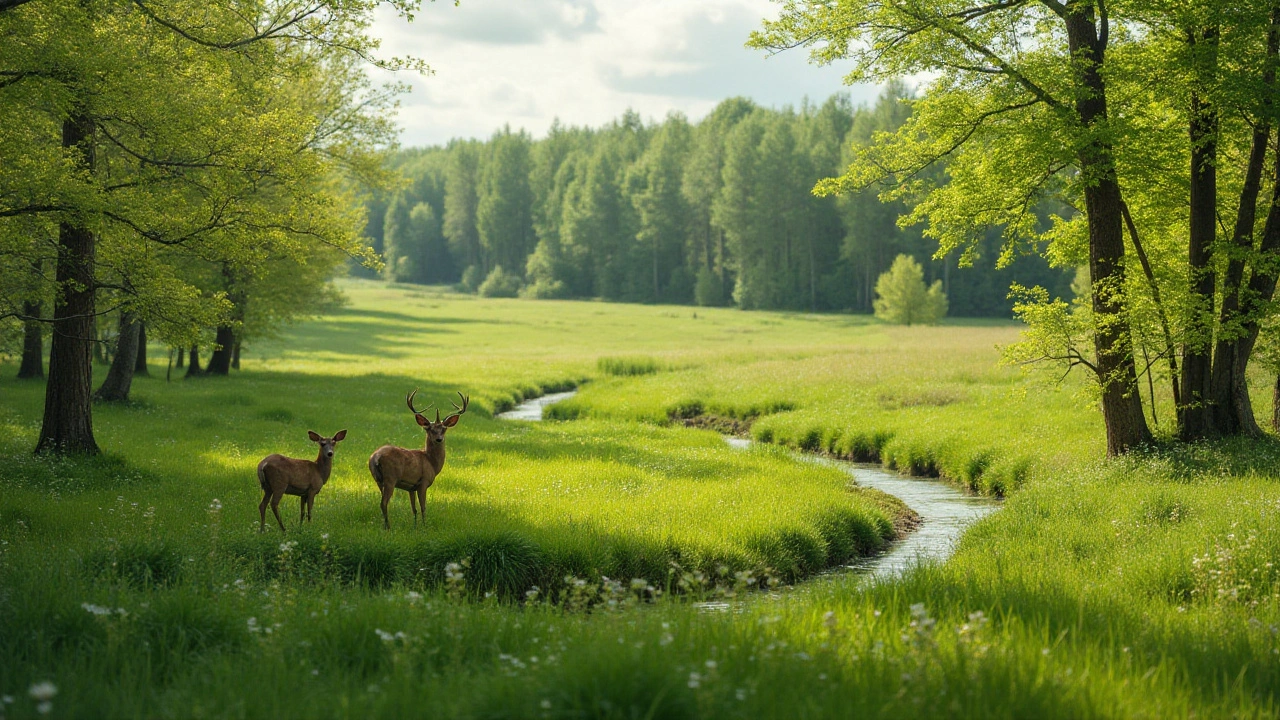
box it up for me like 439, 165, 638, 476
873, 255, 947, 325
362, 92, 1069, 315
477, 266, 522, 298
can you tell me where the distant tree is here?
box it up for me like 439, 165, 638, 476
443, 140, 484, 281
630, 114, 693, 303
477, 129, 535, 278
874, 255, 947, 325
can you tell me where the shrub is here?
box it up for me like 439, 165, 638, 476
478, 266, 522, 298
873, 254, 948, 325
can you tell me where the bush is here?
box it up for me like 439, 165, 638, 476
873, 254, 947, 325
459, 265, 484, 293
519, 278, 567, 299
694, 267, 725, 306
477, 266, 522, 298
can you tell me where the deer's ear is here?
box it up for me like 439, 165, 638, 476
334, 430, 347, 442
443, 414, 461, 428
307, 431, 322, 442
415, 414, 429, 427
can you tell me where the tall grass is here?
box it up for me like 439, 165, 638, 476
597, 355, 662, 376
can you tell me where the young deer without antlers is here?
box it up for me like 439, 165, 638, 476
257, 430, 347, 532
368, 390, 468, 529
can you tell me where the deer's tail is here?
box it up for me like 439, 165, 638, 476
256, 461, 269, 492
368, 453, 384, 485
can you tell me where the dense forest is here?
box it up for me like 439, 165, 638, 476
360, 85, 1073, 316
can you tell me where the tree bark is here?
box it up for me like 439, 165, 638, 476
206, 325, 235, 375
1207, 133, 1280, 437
186, 344, 201, 377
134, 322, 149, 376
36, 113, 100, 455
1065, 7, 1152, 454
1180, 74, 1219, 440
17, 299, 43, 379
1207, 16, 1278, 437
95, 311, 140, 402
1273, 373, 1280, 433
231, 341, 241, 370
176, 346, 185, 368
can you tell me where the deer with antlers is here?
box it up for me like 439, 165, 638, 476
257, 430, 347, 533
368, 390, 468, 529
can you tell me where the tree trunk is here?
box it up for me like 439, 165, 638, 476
206, 325, 235, 375
1210, 131, 1280, 437
186, 344, 201, 377
1273, 373, 1280, 433
232, 341, 241, 370
36, 113, 100, 455
1180, 80, 1219, 440
17, 299, 43, 379
176, 346, 185, 368
95, 312, 140, 403
1065, 7, 1152, 455
1207, 17, 1277, 437
134, 322, 149, 376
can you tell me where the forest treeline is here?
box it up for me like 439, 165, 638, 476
361, 86, 1072, 316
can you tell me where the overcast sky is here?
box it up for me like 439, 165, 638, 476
370, 0, 881, 148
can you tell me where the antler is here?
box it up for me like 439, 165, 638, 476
406, 389, 433, 416
444, 392, 470, 423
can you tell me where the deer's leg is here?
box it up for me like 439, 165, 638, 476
270, 491, 287, 533
259, 489, 270, 533
409, 488, 419, 523
299, 495, 306, 526
306, 491, 316, 523
380, 484, 394, 530
417, 486, 427, 526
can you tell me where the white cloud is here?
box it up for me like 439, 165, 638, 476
371, 0, 881, 147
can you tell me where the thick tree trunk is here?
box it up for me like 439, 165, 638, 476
1208, 128, 1269, 437
17, 299, 43, 379
134, 322, 149, 376
206, 325, 235, 375
1180, 80, 1219, 440
36, 114, 100, 455
1065, 8, 1152, 454
1207, 18, 1277, 437
186, 344, 201, 377
231, 341, 241, 370
176, 346, 185, 368
95, 312, 140, 402
1211, 133, 1280, 436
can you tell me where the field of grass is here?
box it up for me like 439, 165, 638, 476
1, 279, 1278, 718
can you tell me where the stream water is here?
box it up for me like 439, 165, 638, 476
498, 392, 999, 583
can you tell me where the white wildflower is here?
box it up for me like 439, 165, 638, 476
28, 681, 57, 702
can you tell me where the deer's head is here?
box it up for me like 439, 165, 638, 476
407, 390, 469, 445
307, 429, 347, 458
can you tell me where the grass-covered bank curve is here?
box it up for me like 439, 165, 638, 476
0, 281, 1278, 718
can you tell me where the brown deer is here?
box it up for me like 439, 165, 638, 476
368, 390, 468, 529
257, 430, 347, 532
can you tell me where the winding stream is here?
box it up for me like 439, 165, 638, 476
498, 392, 999, 581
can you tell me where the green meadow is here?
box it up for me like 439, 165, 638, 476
1, 279, 1278, 718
